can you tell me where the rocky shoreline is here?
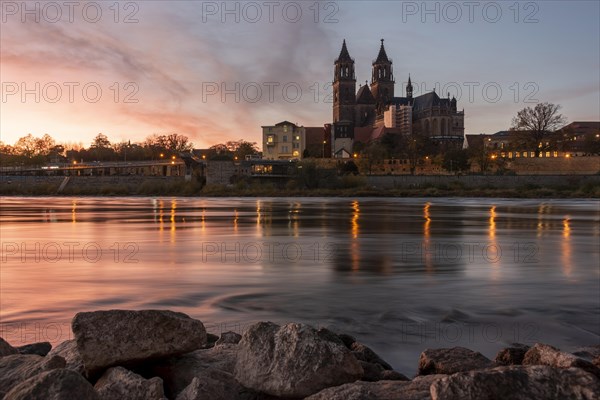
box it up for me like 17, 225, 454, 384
1, 310, 599, 399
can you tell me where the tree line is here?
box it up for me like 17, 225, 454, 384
0, 132, 259, 167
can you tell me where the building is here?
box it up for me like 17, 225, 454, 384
384, 104, 412, 135
262, 121, 305, 160
332, 39, 465, 156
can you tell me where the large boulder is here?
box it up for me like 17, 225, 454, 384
0, 337, 18, 357
494, 344, 530, 366
175, 369, 251, 400
305, 375, 445, 400
149, 343, 239, 398
72, 310, 206, 376
4, 368, 98, 400
418, 347, 494, 375
430, 365, 600, 400
16, 342, 52, 356
94, 366, 166, 400
0, 354, 65, 397
46, 340, 84, 374
234, 322, 363, 398
523, 343, 600, 378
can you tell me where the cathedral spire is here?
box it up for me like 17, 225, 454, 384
336, 39, 353, 63
407, 74, 413, 100
375, 39, 390, 64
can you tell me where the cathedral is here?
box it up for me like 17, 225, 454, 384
332, 39, 465, 157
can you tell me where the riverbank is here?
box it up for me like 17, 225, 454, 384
0, 309, 599, 399
1, 174, 600, 197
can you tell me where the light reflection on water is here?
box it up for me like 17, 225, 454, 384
1, 196, 598, 375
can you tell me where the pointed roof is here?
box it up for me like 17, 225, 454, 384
407, 74, 412, 87
356, 82, 375, 104
336, 39, 353, 63
374, 39, 391, 64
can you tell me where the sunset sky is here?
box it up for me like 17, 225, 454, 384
1, 1, 599, 148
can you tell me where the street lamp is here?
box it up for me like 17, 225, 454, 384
322, 140, 327, 158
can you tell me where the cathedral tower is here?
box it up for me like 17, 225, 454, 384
370, 39, 394, 112
333, 40, 357, 124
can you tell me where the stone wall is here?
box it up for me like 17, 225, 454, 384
366, 174, 600, 189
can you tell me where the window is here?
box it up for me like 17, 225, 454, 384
267, 136, 274, 144
530, 152, 535, 158
545, 152, 550, 158
523, 152, 527, 158
283, 135, 288, 142
515, 152, 520, 158
283, 125, 288, 133
553, 151, 558, 157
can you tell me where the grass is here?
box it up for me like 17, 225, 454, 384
1, 177, 598, 198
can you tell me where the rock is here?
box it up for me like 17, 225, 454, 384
149, 344, 239, 398
95, 366, 165, 400
380, 370, 410, 381
418, 347, 494, 375
72, 309, 207, 376
573, 345, 600, 362
215, 331, 242, 346
336, 333, 357, 349
305, 375, 444, 400
0, 354, 66, 397
175, 369, 251, 400
234, 322, 363, 398
494, 343, 530, 366
359, 361, 385, 382
16, 341, 52, 356
46, 340, 85, 374
523, 343, 600, 378
358, 361, 409, 382
0, 337, 18, 357
430, 365, 600, 400
351, 342, 393, 370
594, 356, 600, 369
206, 333, 220, 348
4, 368, 99, 400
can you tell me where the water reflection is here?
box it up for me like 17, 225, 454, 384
423, 202, 432, 274
562, 217, 572, 277
71, 199, 77, 224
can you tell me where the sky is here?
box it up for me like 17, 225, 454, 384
1, 0, 599, 148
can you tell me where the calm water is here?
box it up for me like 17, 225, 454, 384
1, 197, 599, 375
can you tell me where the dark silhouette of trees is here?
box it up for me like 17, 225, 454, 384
511, 103, 567, 156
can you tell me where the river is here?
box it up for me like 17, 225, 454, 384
1, 197, 598, 375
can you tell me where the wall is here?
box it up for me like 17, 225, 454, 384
366, 174, 600, 189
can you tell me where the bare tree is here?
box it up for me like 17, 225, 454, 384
511, 103, 567, 156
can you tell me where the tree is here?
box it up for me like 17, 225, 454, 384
511, 103, 567, 156
467, 136, 491, 173
14, 134, 37, 158
90, 133, 111, 149
90, 133, 116, 161
442, 149, 470, 174
360, 142, 387, 174
226, 140, 259, 160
